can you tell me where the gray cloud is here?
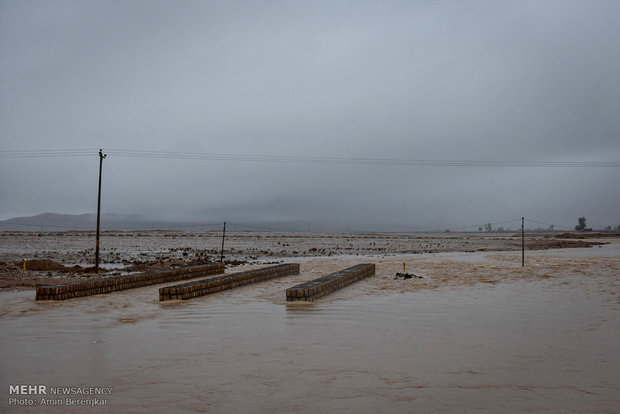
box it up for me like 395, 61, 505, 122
1, 0, 619, 229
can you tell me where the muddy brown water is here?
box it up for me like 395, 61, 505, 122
0, 244, 618, 413
0, 231, 602, 268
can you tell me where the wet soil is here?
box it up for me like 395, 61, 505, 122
0, 231, 609, 291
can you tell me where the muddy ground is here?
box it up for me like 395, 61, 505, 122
0, 230, 612, 290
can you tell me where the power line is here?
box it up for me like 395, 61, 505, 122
0, 217, 597, 233
445, 218, 522, 232
444, 217, 582, 232
1, 148, 619, 167
524, 218, 573, 230
0, 149, 98, 157
105, 149, 620, 167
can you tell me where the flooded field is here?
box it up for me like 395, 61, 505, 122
0, 233, 618, 412
0, 230, 603, 269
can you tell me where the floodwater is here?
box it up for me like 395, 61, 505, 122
1, 245, 618, 413
0, 230, 597, 267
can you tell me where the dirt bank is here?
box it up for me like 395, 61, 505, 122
0, 261, 94, 291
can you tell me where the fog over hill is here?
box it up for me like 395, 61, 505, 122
1, 212, 612, 233
0, 212, 404, 233
0, 213, 168, 232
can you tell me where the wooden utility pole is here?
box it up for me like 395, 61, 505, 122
95, 149, 107, 273
220, 221, 226, 263
521, 217, 525, 267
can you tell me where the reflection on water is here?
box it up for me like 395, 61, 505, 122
1, 248, 619, 413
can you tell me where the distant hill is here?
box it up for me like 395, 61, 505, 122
0, 212, 190, 232
0, 212, 315, 232
0, 212, 425, 233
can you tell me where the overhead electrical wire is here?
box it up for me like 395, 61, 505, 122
0, 149, 97, 157
524, 218, 574, 230
0, 217, 582, 232
1, 148, 619, 167
445, 218, 522, 232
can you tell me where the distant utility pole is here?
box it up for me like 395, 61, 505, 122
95, 149, 107, 273
220, 221, 226, 264
521, 217, 525, 267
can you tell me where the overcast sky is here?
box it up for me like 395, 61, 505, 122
1, 0, 619, 230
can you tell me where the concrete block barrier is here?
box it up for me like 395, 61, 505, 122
159, 263, 300, 301
286, 263, 375, 302
35, 263, 225, 300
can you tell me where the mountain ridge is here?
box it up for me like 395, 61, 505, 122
0, 212, 191, 231
0, 212, 324, 232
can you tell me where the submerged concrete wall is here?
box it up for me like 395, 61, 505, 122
35, 263, 225, 301
159, 263, 300, 301
286, 263, 375, 302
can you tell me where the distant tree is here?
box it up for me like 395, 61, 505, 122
485, 223, 492, 232
575, 217, 587, 232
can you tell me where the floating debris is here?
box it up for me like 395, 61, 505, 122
395, 272, 423, 279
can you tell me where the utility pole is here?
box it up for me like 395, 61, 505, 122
95, 149, 107, 273
220, 221, 226, 264
521, 217, 525, 267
